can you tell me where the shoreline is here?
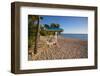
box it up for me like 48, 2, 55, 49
60, 34, 88, 41
58, 35, 87, 40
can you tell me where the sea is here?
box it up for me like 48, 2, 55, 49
60, 34, 88, 41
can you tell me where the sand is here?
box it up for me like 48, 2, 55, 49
28, 36, 88, 60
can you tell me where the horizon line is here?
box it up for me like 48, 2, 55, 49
61, 33, 88, 34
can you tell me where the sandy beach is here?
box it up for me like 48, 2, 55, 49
28, 36, 88, 60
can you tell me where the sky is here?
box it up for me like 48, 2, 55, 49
40, 15, 88, 34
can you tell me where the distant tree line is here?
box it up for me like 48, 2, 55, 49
40, 23, 60, 36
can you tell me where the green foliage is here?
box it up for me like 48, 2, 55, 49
44, 24, 50, 28
39, 23, 61, 36
51, 23, 60, 28
28, 15, 44, 48
28, 15, 39, 48
28, 15, 62, 48
40, 30, 47, 36
28, 36, 35, 48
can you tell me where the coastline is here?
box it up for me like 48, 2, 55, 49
60, 34, 88, 41
28, 36, 88, 60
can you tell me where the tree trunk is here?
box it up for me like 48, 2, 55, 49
34, 16, 40, 54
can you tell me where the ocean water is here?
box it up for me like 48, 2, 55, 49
60, 34, 88, 41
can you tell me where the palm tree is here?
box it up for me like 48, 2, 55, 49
28, 15, 38, 49
28, 15, 43, 54
34, 16, 43, 54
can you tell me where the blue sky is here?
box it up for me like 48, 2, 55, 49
40, 15, 88, 34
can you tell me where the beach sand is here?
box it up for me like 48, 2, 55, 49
28, 36, 88, 60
